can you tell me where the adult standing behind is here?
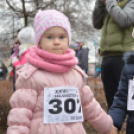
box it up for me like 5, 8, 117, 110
92, 0, 134, 109
10, 29, 21, 55
10, 29, 20, 92
0, 68, 4, 81
1, 63, 7, 79
77, 41, 89, 74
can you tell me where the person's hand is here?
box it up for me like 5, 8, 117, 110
107, 126, 118, 134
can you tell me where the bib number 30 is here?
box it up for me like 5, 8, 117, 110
49, 98, 81, 114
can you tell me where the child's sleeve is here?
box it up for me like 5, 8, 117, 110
81, 85, 113, 134
108, 66, 128, 130
7, 73, 38, 134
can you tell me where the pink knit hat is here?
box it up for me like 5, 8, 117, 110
34, 9, 71, 46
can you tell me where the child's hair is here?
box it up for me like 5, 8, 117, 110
34, 10, 71, 46
18, 27, 35, 45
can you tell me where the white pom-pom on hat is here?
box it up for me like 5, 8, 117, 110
18, 27, 35, 45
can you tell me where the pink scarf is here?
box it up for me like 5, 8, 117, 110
26, 47, 78, 73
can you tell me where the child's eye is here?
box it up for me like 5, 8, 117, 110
60, 36, 64, 39
47, 36, 52, 39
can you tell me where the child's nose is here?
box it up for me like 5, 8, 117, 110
54, 38, 60, 45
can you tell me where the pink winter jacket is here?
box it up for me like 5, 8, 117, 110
7, 65, 113, 134
7, 48, 113, 134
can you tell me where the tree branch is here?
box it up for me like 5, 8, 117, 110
6, 0, 21, 13
21, 0, 28, 26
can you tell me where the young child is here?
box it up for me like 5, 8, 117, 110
108, 31, 134, 134
7, 10, 117, 134
11, 27, 35, 68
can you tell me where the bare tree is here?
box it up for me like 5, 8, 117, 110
0, 0, 101, 59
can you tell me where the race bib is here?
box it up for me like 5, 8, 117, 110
127, 80, 134, 110
44, 86, 84, 124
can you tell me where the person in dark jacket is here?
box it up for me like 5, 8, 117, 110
92, 0, 134, 109
0, 68, 4, 81
77, 41, 89, 74
108, 51, 134, 134
1, 63, 7, 79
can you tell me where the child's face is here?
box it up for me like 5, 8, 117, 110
39, 26, 69, 55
